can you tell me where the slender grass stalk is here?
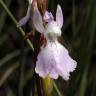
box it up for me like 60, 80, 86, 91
0, 0, 34, 51
0, 48, 28, 67
18, 41, 25, 96
0, 62, 19, 87
53, 82, 62, 96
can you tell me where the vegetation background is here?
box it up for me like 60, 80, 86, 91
0, 0, 96, 96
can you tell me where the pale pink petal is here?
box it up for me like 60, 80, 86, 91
44, 11, 54, 22
53, 41, 77, 80
35, 55, 48, 78
35, 56, 59, 79
35, 41, 77, 80
17, 2, 32, 27
56, 5, 63, 28
56, 42, 77, 72
49, 68, 59, 79
35, 41, 59, 79
47, 41, 70, 80
35, 46, 53, 78
33, 2, 44, 33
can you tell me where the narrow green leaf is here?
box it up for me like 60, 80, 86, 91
0, 48, 28, 67
53, 82, 62, 96
0, 62, 19, 87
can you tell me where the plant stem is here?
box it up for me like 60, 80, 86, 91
18, 41, 25, 96
53, 82, 62, 96
0, 0, 34, 51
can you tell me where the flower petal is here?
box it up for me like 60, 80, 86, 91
35, 41, 77, 80
35, 46, 53, 78
17, 2, 32, 27
53, 41, 77, 80
33, 1, 44, 33
56, 5, 63, 28
44, 11, 54, 22
49, 68, 59, 79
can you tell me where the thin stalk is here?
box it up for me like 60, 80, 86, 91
18, 41, 25, 96
0, 62, 19, 87
53, 82, 62, 96
0, 48, 28, 67
0, 0, 34, 51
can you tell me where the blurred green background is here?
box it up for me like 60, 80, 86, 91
0, 0, 96, 96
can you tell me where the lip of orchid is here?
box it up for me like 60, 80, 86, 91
35, 40, 77, 80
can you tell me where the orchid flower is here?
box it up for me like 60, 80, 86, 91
33, 4, 77, 80
17, 0, 33, 27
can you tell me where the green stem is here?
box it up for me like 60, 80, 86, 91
53, 82, 62, 96
0, 0, 34, 51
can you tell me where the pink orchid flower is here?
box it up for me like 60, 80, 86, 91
33, 4, 77, 80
